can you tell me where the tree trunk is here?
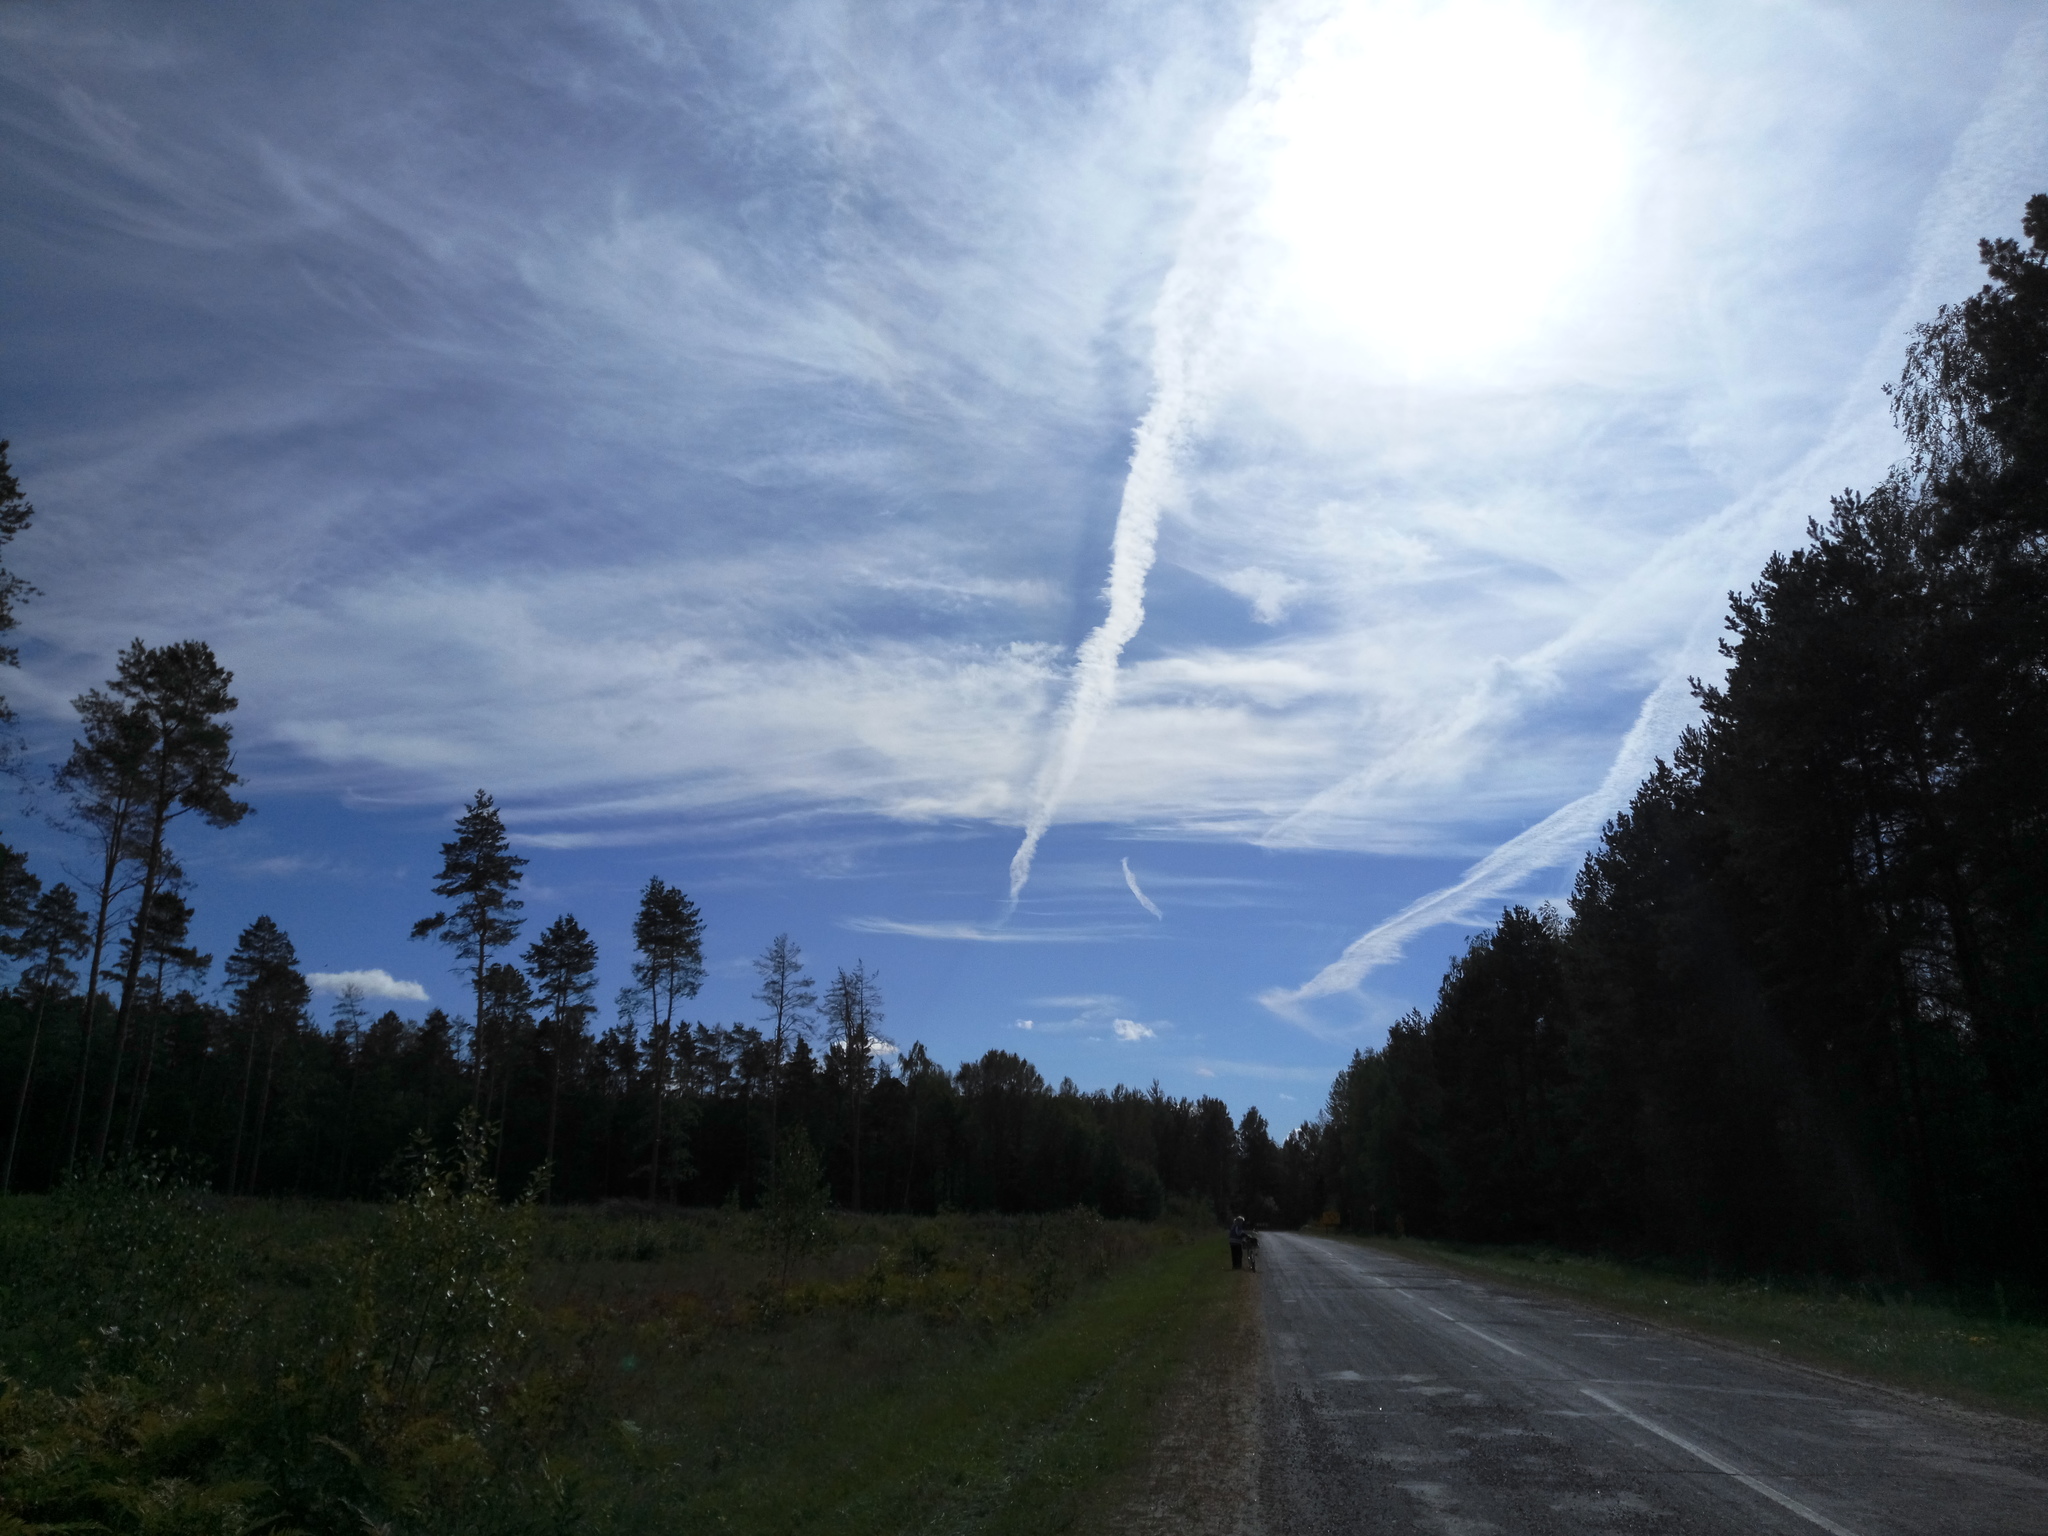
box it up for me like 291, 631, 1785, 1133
3, 985, 54, 1194
544, 1018, 563, 1204
246, 1019, 282, 1195
334, 1021, 359, 1199
94, 785, 173, 1168
647, 1017, 664, 1203
227, 1014, 260, 1193
65, 852, 124, 1171
119, 988, 163, 1158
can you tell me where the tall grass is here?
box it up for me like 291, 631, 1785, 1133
0, 1135, 1218, 1534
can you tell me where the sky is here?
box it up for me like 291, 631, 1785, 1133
3, 0, 2046, 1130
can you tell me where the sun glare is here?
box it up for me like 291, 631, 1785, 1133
1260, 0, 1631, 374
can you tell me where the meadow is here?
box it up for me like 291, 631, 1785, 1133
0, 1135, 1239, 1535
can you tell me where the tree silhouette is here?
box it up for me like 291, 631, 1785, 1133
224, 916, 308, 1194
823, 961, 885, 1211
753, 934, 814, 1185
631, 877, 705, 1200
2, 883, 85, 1193
412, 791, 527, 1079
91, 639, 249, 1167
525, 913, 598, 1201
53, 688, 153, 1169
116, 881, 210, 1157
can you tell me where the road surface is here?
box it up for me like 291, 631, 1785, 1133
1257, 1232, 2048, 1534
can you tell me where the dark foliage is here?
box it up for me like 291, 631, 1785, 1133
1307, 197, 2048, 1291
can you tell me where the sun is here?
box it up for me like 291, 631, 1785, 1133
1259, 0, 1633, 375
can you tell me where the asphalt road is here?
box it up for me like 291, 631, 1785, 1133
1256, 1232, 2048, 1535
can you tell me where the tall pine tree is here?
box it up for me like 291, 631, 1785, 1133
412, 790, 527, 1083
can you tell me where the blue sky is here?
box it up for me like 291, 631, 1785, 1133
4, 0, 2045, 1128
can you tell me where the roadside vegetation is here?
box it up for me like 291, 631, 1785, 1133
1355, 1235, 2048, 1423
0, 1135, 1238, 1535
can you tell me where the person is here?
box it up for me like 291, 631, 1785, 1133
1229, 1213, 1248, 1270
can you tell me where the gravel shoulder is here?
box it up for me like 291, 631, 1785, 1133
1085, 1244, 1263, 1536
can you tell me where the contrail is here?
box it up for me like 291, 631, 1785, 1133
1122, 857, 1164, 919
1006, 12, 1292, 909
1007, 385, 1191, 906
1258, 13, 2048, 1023
1257, 664, 1701, 1022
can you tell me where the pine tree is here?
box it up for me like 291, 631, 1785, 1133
412, 791, 527, 1085
54, 687, 154, 1169
753, 934, 815, 1186
91, 640, 249, 1166
116, 882, 209, 1157
631, 877, 705, 1200
823, 961, 885, 1211
224, 916, 308, 1194
525, 913, 598, 1201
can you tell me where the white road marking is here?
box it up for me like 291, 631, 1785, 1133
1428, 1306, 1529, 1358
1581, 1388, 1860, 1536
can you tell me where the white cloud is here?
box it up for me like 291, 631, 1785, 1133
1216, 566, 1306, 625
307, 968, 428, 1003
1111, 1018, 1156, 1042
1015, 1018, 1034, 1030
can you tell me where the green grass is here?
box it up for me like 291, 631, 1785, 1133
1345, 1234, 2048, 1422
0, 1157, 1234, 1535
640, 1233, 1230, 1535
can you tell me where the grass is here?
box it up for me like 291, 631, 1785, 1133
0, 1150, 1235, 1535
640, 1228, 1232, 1534
1344, 1234, 2048, 1422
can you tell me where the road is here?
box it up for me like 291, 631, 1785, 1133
1256, 1232, 2048, 1535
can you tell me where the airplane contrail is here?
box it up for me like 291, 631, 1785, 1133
1122, 857, 1164, 919
1004, 10, 1293, 909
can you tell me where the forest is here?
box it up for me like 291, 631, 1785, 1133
0, 427, 1309, 1218
1299, 195, 2048, 1292
0, 775, 1299, 1219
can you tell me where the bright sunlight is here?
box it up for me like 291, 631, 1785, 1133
1261, 0, 1632, 374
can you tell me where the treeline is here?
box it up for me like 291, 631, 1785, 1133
0, 915, 1298, 1219
1300, 196, 2048, 1287
0, 628, 1305, 1220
